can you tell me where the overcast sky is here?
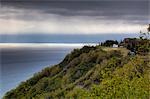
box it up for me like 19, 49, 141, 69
0, 0, 149, 35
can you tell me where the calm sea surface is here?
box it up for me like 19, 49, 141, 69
0, 43, 93, 98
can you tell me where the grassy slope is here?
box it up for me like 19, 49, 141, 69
3, 46, 150, 99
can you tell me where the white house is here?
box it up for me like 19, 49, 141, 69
113, 44, 118, 48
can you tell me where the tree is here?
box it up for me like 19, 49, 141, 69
102, 40, 118, 47
138, 24, 150, 55
139, 24, 150, 40
147, 24, 150, 32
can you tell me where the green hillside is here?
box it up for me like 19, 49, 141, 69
3, 46, 150, 99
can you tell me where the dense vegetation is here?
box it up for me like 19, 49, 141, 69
100, 40, 118, 47
3, 45, 150, 99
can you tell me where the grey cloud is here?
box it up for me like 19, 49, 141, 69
1, 0, 148, 1
0, 1, 149, 24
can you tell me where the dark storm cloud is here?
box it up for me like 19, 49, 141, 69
1, 0, 148, 1
1, 0, 149, 24
0, 0, 149, 34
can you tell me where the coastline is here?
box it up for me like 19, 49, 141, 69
0, 43, 97, 98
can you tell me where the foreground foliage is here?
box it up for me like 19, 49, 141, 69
3, 46, 150, 99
